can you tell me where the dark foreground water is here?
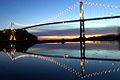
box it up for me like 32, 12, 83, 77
0, 41, 120, 80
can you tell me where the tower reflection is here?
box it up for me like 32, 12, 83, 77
0, 41, 120, 79
0, 42, 35, 59
80, 59, 85, 80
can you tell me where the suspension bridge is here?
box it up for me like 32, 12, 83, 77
1, 0, 120, 59
1, 1, 120, 80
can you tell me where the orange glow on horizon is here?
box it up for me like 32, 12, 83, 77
37, 34, 105, 40
38, 35, 79, 39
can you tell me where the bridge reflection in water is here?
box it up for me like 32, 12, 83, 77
0, 41, 120, 80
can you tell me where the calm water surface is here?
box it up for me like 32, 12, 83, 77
0, 41, 120, 80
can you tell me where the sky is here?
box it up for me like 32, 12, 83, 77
0, 0, 79, 29
0, 0, 120, 36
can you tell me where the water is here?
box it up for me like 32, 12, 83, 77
0, 41, 120, 80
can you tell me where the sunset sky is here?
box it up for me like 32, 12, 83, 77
0, 0, 120, 38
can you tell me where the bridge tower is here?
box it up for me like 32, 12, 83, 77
10, 22, 16, 40
80, 1, 85, 79
80, 0, 85, 58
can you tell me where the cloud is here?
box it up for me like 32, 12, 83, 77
32, 26, 119, 36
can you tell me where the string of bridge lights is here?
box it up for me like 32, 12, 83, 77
13, 54, 120, 79
13, 1, 80, 27
13, 54, 83, 78
13, 0, 120, 28
42, 1, 79, 23
84, 67, 120, 78
84, 1, 120, 9
46, 0, 120, 23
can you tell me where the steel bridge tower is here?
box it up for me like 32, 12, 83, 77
80, 0, 85, 58
80, 1, 85, 79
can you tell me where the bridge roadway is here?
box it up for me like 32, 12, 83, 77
21, 15, 120, 30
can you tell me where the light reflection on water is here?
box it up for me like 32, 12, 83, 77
0, 41, 120, 80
